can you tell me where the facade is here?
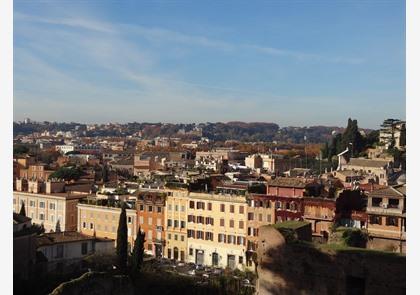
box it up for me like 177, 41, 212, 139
246, 194, 276, 267
13, 191, 86, 232
245, 154, 263, 170
77, 200, 138, 250
303, 197, 336, 239
136, 190, 166, 257
267, 177, 314, 222
366, 185, 406, 253
341, 158, 392, 185
19, 164, 55, 181
260, 154, 283, 174
186, 192, 248, 270
165, 189, 189, 262
37, 231, 114, 273
13, 214, 37, 280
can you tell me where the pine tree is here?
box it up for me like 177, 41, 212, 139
55, 219, 61, 232
131, 227, 146, 272
116, 202, 128, 271
19, 201, 26, 217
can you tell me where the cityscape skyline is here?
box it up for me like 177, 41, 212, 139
14, 0, 405, 129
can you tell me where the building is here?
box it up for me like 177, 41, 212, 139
379, 119, 406, 150
186, 192, 248, 270
13, 190, 87, 232
267, 177, 319, 222
136, 190, 166, 257
366, 185, 406, 253
245, 154, 263, 170
36, 231, 114, 273
245, 194, 276, 267
341, 158, 393, 185
165, 189, 189, 262
19, 163, 55, 181
303, 197, 336, 240
260, 154, 284, 174
13, 213, 37, 280
77, 199, 138, 250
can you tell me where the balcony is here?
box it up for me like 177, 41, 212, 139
367, 206, 404, 216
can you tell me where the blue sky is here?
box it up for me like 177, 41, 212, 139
14, 0, 405, 128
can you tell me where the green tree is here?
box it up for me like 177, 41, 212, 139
48, 166, 83, 181
131, 227, 146, 272
13, 145, 29, 155
19, 201, 26, 217
116, 202, 128, 272
102, 164, 109, 182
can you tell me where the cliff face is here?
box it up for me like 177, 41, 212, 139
50, 272, 135, 295
256, 226, 406, 295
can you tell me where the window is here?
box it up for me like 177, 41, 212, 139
197, 231, 204, 239
248, 213, 254, 221
230, 205, 235, 213
49, 203, 55, 210
39, 202, 45, 208
168, 204, 172, 211
220, 204, 225, 212
56, 245, 64, 258
30, 200, 35, 207
82, 243, 87, 255
39, 213, 44, 221
148, 206, 153, 212
228, 235, 235, 244
128, 216, 132, 224
83, 222, 86, 229
370, 215, 382, 225
372, 198, 382, 207
267, 214, 272, 223
189, 201, 195, 209
237, 236, 245, 245
174, 220, 179, 228
181, 235, 184, 241
239, 206, 244, 214
218, 234, 225, 243
167, 219, 172, 227
207, 203, 212, 211
259, 214, 263, 222
174, 234, 178, 241
230, 220, 234, 228
220, 218, 225, 226
157, 206, 162, 213
386, 217, 398, 226
239, 220, 244, 229
187, 230, 195, 238
168, 249, 172, 259
189, 248, 193, 256
389, 199, 399, 208
181, 221, 186, 228
276, 201, 282, 209
205, 232, 213, 241
197, 216, 204, 224
188, 215, 195, 223
90, 223, 94, 229
168, 233, 172, 240
175, 205, 179, 211
140, 204, 144, 211
239, 256, 243, 264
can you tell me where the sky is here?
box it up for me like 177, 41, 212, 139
13, 0, 405, 129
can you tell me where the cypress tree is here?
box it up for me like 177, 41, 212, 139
116, 202, 128, 271
55, 219, 61, 232
131, 227, 146, 272
19, 201, 26, 217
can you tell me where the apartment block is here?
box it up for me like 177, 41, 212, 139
186, 192, 248, 270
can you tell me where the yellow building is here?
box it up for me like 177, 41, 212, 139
13, 191, 85, 232
164, 188, 189, 262
186, 192, 248, 270
77, 199, 138, 250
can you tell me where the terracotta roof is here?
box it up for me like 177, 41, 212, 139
268, 177, 309, 188
36, 231, 110, 247
370, 184, 406, 198
346, 158, 390, 168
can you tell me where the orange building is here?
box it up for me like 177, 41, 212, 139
136, 190, 166, 257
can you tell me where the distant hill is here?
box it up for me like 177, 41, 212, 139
13, 121, 374, 144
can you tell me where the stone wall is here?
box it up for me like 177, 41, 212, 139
257, 226, 405, 295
